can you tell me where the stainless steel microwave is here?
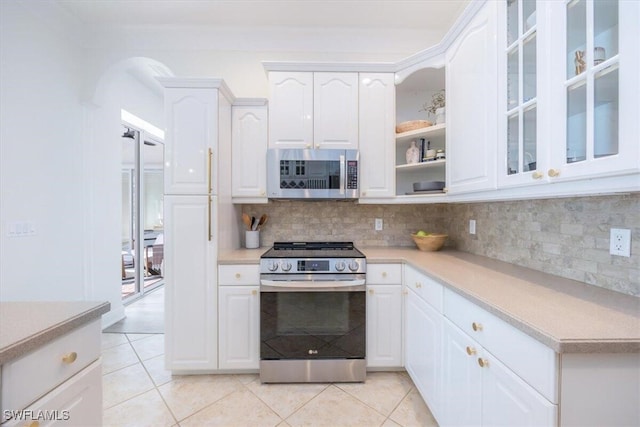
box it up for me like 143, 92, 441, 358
267, 148, 359, 200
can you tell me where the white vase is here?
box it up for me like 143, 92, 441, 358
406, 140, 420, 164
435, 107, 446, 124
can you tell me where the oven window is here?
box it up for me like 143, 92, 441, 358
261, 290, 365, 360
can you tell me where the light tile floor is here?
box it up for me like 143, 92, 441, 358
101, 333, 439, 427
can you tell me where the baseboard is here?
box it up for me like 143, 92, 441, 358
101, 305, 126, 330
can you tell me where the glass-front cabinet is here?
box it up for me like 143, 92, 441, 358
499, 0, 543, 187
549, 0, 639, 181
499, 0, 639, 187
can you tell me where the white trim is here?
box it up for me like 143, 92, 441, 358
157, 77, 236, 103
261, 61, 397, 73
233, 98, 268, 107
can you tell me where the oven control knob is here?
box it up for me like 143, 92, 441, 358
348, 260, 360, 272
281, 261, 292, 272
335, 261, 346, 272
266, 261, 279, 272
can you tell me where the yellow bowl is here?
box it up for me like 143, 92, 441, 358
411, 233, 448, 251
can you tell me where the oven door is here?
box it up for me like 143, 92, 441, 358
260, 279, 365, 360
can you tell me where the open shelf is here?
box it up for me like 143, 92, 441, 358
396, 123, 446, 145
396, 159, 446, 170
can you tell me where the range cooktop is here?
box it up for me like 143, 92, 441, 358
260, 241, 365, 259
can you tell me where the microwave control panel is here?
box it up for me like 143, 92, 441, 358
347, 161, 358, 189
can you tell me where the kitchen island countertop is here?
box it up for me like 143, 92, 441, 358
218, 246, 640, 353
0, 301, 110, 365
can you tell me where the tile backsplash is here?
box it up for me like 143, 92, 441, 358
243, 193, 639, 296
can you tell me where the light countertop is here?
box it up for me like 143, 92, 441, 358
218, 246, 640, 354
0, 301, 110, 365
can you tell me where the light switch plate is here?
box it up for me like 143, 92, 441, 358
375, 218, 383, 231
469, 219, 476, 235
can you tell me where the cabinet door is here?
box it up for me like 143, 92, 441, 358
548, 0, 640, 181
440, 318, 482, 427
482, 350, 557, 427
498, 0, 549, 188
405, 288, 442, 419
313, 72, 359, 149
164, 195, 217, 370
164, 87, 218, 195
366, 284, 402, 368
232, 104, 268, 200
446, 1, 498, 194
268, 72, 313, 148
219, 286, 260, 370
359, 73, 396, 198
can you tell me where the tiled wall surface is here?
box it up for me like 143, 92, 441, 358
243, 193, 639, 296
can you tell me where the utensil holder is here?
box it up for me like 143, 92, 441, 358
245, 230, 260, 249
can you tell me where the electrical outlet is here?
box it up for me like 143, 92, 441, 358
469, 219, 476, 235
375, 218, 383, 231
609, 228, 631, 257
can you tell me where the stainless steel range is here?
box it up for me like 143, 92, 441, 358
259, 241, 366, 383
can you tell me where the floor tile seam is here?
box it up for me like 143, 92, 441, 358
102, 381, 158, 411
239, 380, 290, 422
278, 383, 337, 425
171, 387, 249, 424
385, 386, 418, 427
242, 381, 285, 426
149, 381, 180, 426
332, 382, 401, 419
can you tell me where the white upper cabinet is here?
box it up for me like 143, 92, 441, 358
359, 73, 396, 198
446, 1, 499, 194
313, 73, 359, 149
164, 86, 219, 195
497, 0, 550, 188
232, 100, 268, 201
268, 72, 314, 148
545, 0, 640, 182
268, 71, 359, 149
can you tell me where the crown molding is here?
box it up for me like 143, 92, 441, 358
233, 98, 268, 107
262, 61, 397, 73
157, 77, 235, 103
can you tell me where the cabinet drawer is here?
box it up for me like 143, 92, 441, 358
3, 359, 102, 427
366, 264, 402, 285
444, 288, 558, 403
404, 265, 443, 313
218, 264, 260, 285
1, 320, 101, 416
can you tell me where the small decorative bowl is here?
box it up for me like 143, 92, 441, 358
411, 233, 448, 251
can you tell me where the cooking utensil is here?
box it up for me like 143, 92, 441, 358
251, 216, 257, 230
256, 214, 268, 230
242, 213, 252, 230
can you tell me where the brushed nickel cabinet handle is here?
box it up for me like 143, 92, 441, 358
207, 148, 213, 194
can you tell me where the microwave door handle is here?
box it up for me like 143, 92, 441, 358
339, 154, 345, 195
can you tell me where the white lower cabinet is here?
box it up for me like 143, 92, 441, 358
405, 287, 442, 420
366, 284, 402, 368
218, 265, 260, 370
441, 318, 556, 427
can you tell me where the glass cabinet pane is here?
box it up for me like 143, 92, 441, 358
567, 0, 587, 78
507, 0, 519, 45
594, 68, 619, 158
594, 0, 618, 65
507, 49, 519, 108
567, 83, 587, 163
523, 0, 536, 31
507, 114, 520, 175
523, 107, 537, 171
523, 35, 536, 102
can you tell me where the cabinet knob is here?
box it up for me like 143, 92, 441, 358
472, 322, 483, 332
415, 282, 422, 289
306, 144, 312, 149
532, 171, 544, 179
362, 191, 367, 196
369, 289, 374, 295
62, 351, 78, 364
235, 273, 241, 279
381, 272, 387, 278
466, 346, 477, 356
402, 289, 409, 295
478, 358, 489, 368
251, 290, 257, 296
261, 190, 266, 196
548, 168, 561, 178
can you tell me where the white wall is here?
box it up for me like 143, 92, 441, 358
0, 2, 85, 301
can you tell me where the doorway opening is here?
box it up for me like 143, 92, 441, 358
120, 110, 165, 303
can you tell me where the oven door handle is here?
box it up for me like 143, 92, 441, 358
260, 279, 365, 292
